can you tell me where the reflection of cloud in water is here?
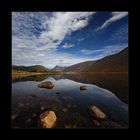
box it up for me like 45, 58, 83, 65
12, 76, 128, 127
121, 104, 128, 111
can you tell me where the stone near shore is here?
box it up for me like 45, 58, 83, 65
89, 105, 106, 119
40, 111, 57, 128
80, 85, 87, 90
38, 81, 54, 89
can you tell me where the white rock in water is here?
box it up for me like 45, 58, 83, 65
90, 105, 106, 119
40, 111, 57, 128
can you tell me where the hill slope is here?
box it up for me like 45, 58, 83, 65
52, 65, 66, 72
12, 65, 49, 73
64, 47, 128, 72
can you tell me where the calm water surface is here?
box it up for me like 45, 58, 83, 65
12, 74, 128, 128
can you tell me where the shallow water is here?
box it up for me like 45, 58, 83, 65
12, 74, 128, 128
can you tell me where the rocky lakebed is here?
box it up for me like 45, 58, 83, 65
12, 75, 128, 128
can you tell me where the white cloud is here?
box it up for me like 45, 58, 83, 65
12, 12, 95, 68
12, 12, 128, 69
39, 12, 95, 47
80, 44, 128, 58
95, 12, 128, 31
62, 43, 74, 49
12, 48, 94, 69
80, 49, 97, 55
111, 23, 128, 41
78, 38, 85, 42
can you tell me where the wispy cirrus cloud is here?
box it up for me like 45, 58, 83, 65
80, 43, 128, 58
77, 38, 85, 42
95, 12, 128, 31
12, 12, 128, 68
111, 23, 128, 42
80, 49, 97, 55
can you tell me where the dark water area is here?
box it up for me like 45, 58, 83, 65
12, 73, 128, 128
55, 73, 129, 104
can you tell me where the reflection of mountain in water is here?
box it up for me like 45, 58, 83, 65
12, 74, 50, 82
53, 73, 128, 103
12, 76, 128, 127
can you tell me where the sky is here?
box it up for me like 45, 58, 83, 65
12, 12, 128, 69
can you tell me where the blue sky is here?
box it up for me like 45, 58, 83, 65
12, 12, 128, 69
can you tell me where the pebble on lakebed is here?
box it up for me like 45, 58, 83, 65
89, 105, 106, 119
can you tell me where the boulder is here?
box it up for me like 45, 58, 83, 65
40, 111, 57, 128
38, 81, 54, 89
89, 105, 106, 119
80, 85, 87, 90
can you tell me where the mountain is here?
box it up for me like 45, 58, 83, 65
63, 61, 96, 72
12, 65, 49, 73
64, 47, 128, 72
52, 65, 66, 72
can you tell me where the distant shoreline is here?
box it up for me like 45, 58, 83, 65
12, 70, 128, 80
12, 70, 53, 80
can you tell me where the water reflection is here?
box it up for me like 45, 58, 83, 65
54, 73, 128, 103
12, 74, 50, 82
12, 74, 128, 128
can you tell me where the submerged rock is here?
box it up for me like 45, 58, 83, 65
25, 118, 31, 124
64, 124, 77, 128
89, 105, 106, 119
32, 113, 37, 117
40, 111, 57, 128
12, 113, 17, 120
16, 102, 24, 108
62, 108, 68, 113
30, 94, 37, 98
41, 106, 45, 110
80, 85, 87, 90
67, 104, 71, 108
38, 81, 54, 89
93, 120, 100, 126
64, 124, 72, 128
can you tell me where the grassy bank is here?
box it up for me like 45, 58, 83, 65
12, 70, 53, 80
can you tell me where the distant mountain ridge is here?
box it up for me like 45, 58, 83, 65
64, 47, 128, 72
52, 65, 66, 72
12, 65, 49, 73
12, 48, 128, 73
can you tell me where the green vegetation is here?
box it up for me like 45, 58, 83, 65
12, 65, 50, 73
12, 65, 54, 80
